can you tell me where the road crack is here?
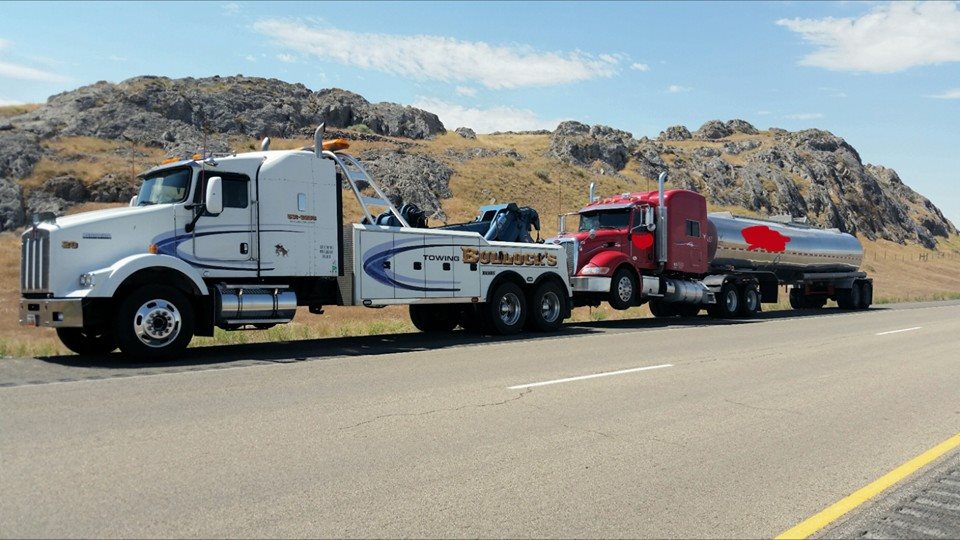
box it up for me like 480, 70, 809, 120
339, 389, 531, 431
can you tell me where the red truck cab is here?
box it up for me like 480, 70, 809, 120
553, 188, 709, 308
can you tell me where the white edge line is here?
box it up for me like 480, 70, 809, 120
508, 364, 673, 390
875, 326, 922, 336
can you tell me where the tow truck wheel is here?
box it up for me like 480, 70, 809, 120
409, 305, 457, 332
115, 286, 195, 359
609, 268, 637, 310
708, 282, 740, 319
56, 328, 117, 356
486, 282, 527, 335
739, 286, 760, 317
526, 281, 565, 332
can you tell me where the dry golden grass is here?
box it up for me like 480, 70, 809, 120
0, 103, 40, 118
21, 137, 166, 192
2, 131, 958, 357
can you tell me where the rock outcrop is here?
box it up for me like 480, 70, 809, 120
549, 121, 636, 171
357, 149, 453, 221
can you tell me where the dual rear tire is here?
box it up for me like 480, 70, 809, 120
413, 280, 566, 335
707, 282, 760, 319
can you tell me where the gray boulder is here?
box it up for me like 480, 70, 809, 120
40, 175, 88, 202
725, 119, 759, 135
455, 127, 477, 139
550, 121, 635, 170
658, 125, 692, 141
693, 120, 733, 140
358, 149, 453, 220
0, 131, 43, 180
89, 174, 138, 202
0, 178, 25, 231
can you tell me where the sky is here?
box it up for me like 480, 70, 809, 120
1, 1, 958, 224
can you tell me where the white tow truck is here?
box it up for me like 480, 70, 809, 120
19, 126, 570, 358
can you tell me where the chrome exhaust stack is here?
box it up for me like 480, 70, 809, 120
314, 123, 325, 158
656, 171, 668, 265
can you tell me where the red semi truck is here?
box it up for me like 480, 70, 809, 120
551, 172, 873, 318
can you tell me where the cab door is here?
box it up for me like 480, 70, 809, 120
192, 172, 256, 270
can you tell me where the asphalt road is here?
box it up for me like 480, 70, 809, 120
1, 301, 959, 538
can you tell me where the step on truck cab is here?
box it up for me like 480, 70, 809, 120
550, 172, 872, 318
20, 124, 571, 358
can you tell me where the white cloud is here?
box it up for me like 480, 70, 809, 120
455, 86, 477, 97
0, 37, 68, 82
254, 19, 621, 89
666, 85, 692, 93
630, 62, 650, 72
413, 97, 565, 133
0, 97, 24, 106
777, 1, 960, 73
818, 86, 847, 98
783, 113, 824, 120
108, 55, 128, 62
276, 53, 297, 63
756, 110, 772, 115
244, 54, 257, 62
223, 2, 240, 14
927, 88, 960, 99
0, 60, 68, 83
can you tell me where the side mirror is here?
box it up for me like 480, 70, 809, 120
205, 176, 224, 215
129, 196, 138, 207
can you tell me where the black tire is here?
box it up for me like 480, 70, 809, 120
114, 286, 195, 360
676, 304, 701, 317
807, 296, 827, 309
409, 304, 458, 332
739, 285, 760, 317
526, 281, 565, 332
859, 281, 873, 309
485, 282, 527, 335
789, 288, 804, 309
837, 284, 861, 310
649, 299, 675, 318
708, 282, 740, 318
458, 305, 487, 333
56, 327, 117, 356
609, 267, 637, 310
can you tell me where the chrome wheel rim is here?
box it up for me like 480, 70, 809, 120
540, 291, 561, 323
133, 299, 182, 348
499, 292, 522, 326
617, 276, 633, 303
725, 289, 739, 313
745, 289, 758, 311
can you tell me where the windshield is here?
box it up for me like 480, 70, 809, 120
579, 210, 630, 232
137, 168, 192, 206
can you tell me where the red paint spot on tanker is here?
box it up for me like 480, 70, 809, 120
741, 225, 791, 252
632, 232, 654, 250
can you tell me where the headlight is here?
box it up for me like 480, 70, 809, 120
579, 265, 610, 276
79, 273, 95, 288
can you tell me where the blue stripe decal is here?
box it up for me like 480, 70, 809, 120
362, 239, 462, 292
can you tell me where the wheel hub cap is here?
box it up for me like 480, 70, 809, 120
499, 292, 522, 326
617, 277, 633, 302
540, 292, 561, 323
134, 299, 182, 347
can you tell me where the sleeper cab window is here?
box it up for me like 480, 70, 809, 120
686, 219, 700, 238
298, 193, 307, 212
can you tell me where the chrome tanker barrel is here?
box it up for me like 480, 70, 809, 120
707, 212, 863, 274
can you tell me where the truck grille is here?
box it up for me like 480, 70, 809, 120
21, 228, 50, 293
559, 238, 577, 276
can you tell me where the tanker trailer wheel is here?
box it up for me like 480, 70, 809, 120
56, 327, 118, 356
739, 285, 760, 317
708, 282, 740, 319
409, 304, 457, 332
609, 268, 637, 310
486, 282, 527, 335
859, 281, 873, 309
526, 281, 565, 332
114, 285, 195, 360
837, 283, 861, 310
649, 299, 676, 318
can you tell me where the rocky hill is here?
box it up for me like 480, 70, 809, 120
0, 75, 955, 249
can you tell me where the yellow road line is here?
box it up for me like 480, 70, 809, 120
776, 431, 960, 539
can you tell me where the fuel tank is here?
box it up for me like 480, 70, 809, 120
707, 212, 863, 273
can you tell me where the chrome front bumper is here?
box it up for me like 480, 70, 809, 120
569, 276, 612, 293
20, 298, 84, 328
